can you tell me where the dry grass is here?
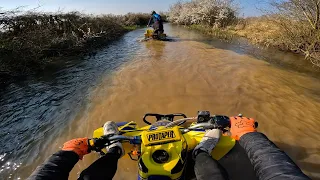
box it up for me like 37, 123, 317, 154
229, 17, 283, 47
168, 0, 320, 67
189, 24, 235, 41
229, 16, 320, 67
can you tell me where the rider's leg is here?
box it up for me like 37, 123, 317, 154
78, 121, 124, 180
153, 21, 160, 37
194, 151, 229, 180
193, 129, 229, 180
159, 22, 164, 33
78, 147, 121, 180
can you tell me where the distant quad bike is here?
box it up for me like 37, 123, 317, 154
144, 29, 167, 40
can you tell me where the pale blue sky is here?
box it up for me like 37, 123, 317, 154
0, 0, 270, 17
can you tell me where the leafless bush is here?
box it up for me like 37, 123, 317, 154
121, 13, 150, 26
168, 0, 237, 28
0, 9, 150, 76
270, 0, 320, 67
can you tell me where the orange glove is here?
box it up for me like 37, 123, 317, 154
230, 116, 257, 140
62, 138, 90, 159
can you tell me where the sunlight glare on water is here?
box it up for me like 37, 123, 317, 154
0, 153, 22, 180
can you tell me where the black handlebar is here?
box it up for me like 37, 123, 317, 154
90, 112, 258, 151
89, 135, 141, 152
211, 115, 231, 129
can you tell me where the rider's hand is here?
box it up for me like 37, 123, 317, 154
230, 116, 256, 140
62, 138, 91, 160
193, 129, 222, 159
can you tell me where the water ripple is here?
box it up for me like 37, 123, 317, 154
0, 29, 145, 179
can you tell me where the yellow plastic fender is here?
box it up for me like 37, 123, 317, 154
144, 29, 167, 40
144, 29, 154, 39
183, 131, 236, 160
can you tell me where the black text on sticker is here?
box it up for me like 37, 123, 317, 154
147, 131, 176, 142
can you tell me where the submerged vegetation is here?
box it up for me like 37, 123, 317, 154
0, 10, 151, 81
168, 0, 320, 67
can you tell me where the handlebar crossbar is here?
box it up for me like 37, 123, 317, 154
100, 135, 141, 144
187, 123, 217, 130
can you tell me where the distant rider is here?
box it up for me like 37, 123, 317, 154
28, 117, 310, 180
148, 11, 164, 36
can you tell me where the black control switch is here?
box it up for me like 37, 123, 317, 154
197, 111, 211, 123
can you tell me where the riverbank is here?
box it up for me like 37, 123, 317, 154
168, 0, 320, 68
188, 17, 319, 65
0, 11, 151, 85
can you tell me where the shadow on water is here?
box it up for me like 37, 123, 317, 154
221, 141, 320, 180
190, 142, 320, 180
275, 142, 320, 180
168, 25, 320, 78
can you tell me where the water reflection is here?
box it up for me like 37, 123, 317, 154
0, 153, 22, 179
168, 25, 320, 77
0, 29, 147, 179
145, 41, 166, 58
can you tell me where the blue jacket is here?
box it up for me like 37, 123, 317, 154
152, 13, 162, 22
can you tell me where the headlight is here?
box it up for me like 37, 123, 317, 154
152, 150, 170, 164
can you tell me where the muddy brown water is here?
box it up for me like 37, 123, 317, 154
0, 24, 320, 179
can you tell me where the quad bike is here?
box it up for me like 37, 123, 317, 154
89, 111, 258, 180
144, 29, 167, 40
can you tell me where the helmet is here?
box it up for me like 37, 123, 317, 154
151, 11, 156, 15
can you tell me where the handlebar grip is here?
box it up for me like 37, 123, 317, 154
88, 137, 110, 152
89, 136, 141, 152
89, 139, 95, 147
